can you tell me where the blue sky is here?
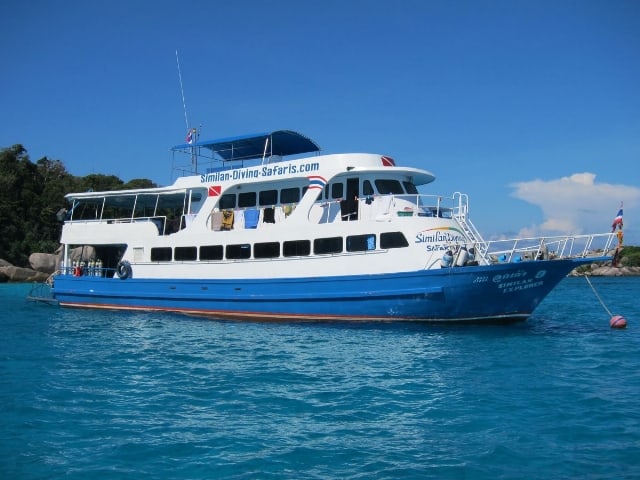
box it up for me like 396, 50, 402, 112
2, 0, 639, 244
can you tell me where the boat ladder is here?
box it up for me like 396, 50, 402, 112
452, 192, 489, 257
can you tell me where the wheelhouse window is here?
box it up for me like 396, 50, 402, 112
363, 180, 374, 196
375, 179, 404, 195
280, 187, 300, 204
380, 232, 409, 249
402, 181, 419, 194
314, 237, 343, 255
219, 194, 236, 210
324, 182, 344, 200
238, 192, 256, 208
259, 189, 278, 206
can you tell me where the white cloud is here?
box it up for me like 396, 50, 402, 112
510, 172, 640, 237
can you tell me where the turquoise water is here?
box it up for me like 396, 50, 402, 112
1, 278, 639, 479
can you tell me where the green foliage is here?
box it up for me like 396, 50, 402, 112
0, 145, 157, 267
620, 246, 640, 267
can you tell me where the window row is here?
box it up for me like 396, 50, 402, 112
150, 232, 409, 262
216, 178, 420, 210
219, 187, 302, 210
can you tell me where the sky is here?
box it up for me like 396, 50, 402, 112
1, 0, 639, 244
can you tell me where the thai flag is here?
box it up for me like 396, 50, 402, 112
307, 175, 327, 190
186, 129, 194, 144
611, 203, 623, 232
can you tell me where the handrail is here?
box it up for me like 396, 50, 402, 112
481, 233, 616, 262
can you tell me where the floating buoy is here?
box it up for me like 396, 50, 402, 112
610, 315, 627, 329
584, 276, 628, 329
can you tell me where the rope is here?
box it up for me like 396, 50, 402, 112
584, 275, 613, 317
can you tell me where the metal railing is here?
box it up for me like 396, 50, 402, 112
481, 233, 616, 262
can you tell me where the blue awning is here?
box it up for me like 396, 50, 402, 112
171, 130, 320, 161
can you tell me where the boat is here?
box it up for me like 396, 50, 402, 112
46, 129, 615, 322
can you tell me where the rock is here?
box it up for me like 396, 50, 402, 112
571, 264, 640, 276
29, 252, 58, 274
0, 258, 14, 268
68, 246, 97, 263
0, 265, 49, 283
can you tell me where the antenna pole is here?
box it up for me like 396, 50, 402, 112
176, 50, 190, 132
176, 50, 198, 173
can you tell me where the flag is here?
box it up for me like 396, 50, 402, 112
186, 128, 195, 144
611, 202, 623, 232
381, 155, 395, 167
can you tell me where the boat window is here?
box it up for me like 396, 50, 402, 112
259, 189, 278, 206
254, 242, 280, 259
347, 234, 376, 252
380, 232, 409, 249
102, 194, 136, 220
226, 244, 251, 259
156, 192, 187, 215
402, 181, 419, 194
331, 183, 344, 200
375, 179, 404, 195
71, 198, 103, 220
200, 245, 223, 261
219, 194, 236, 210
363, 180, 374, 196
280, 187, 300, 204
238, 192, 256, 208
151, 247, 172, 262
133, 194, 159, 218
283, 240, 311, 257
314, 237, 343, 255
174, 246, 197, 261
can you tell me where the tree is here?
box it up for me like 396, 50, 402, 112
0, 145, 157, 267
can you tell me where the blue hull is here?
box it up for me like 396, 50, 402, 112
51, 258, 599, 322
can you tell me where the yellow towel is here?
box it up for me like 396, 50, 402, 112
221, 210, 234, 230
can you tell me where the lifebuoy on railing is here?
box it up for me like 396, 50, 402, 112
116, 261, 132, 280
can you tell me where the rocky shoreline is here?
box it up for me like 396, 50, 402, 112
1, 252, 638, 283
569, 264, 640, 277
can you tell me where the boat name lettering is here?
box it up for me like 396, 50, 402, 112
492, 271, 527, 283
415, 231, 465, 244
498, 279, 544, 293
200, 162, 320, 183
425, 244, 453, 252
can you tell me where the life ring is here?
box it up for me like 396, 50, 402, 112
116, 261, 132, 280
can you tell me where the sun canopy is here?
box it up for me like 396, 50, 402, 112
171, 130, 321, 161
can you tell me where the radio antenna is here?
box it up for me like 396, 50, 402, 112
175, 49, 190, 132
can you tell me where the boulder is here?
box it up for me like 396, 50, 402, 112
29, 252, 59, 274
69, 246, 97, 263
0, 265, 49, 283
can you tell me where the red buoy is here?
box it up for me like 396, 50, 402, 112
610, 315, 627, 329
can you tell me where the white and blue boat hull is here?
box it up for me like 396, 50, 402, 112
51, 257, 600, 322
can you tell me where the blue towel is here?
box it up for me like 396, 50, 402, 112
244, 209, 259, 229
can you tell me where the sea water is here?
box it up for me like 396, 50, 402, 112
1, 278, 639, 480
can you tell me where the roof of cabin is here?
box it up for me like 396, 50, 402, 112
171, 129, 321, 161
